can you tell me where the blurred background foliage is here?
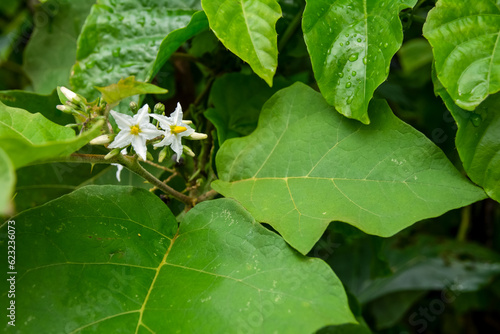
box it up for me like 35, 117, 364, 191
1, 0, 499, 333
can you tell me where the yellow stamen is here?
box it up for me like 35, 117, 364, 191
171, 125, 187, 134
130, 125, 141, 135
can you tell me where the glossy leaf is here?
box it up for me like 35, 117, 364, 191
23, 0, 95, 94
150, 10, 209, 79
423, 0, 500, 110
0, 148, 15, 215
302, 0, 417, 124
70, 0, 202, 100
433, 72, 500, 202
204, 73, 289, 145
213, 83, 485, 254
95, 76, 167, 106
0, 186, 355, 332
201, 0, 281, 86
0, 102, 101, 168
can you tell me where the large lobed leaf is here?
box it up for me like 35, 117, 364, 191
0, 186, 355, 333
424, 0, 500, 110
433, 72, 500, 202
213, 83, 486, 254
201, 0, 282, 86
303, 0, 417, 124
70, 0, 203, 100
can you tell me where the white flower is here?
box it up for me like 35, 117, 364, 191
108, 104, 162, 161
150, 102, 195, 162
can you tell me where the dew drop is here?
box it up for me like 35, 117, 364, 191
151, 20, 157, 26
357, 38, 362, 43
352, 71, 357, 76
345, 82, 352, 88
470, 114, 482, 127
338, 72, 344, 78
112, 47, 121, 57
348, 53, 358, 62
346, 41, 350, 45
384, 42, 389, 48
347, 95, 354, 104
86, 60, 95, 69
345, 33, 349, 37
363, 57, 367, 64
340, 42, 344, 46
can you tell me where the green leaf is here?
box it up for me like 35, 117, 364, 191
433, 72, 500, 202
213, 83, 485, 254
70, 0, 202, 100
423, 0, 500, 110
150, 10, 209, 79
23, 0, 95, 94
0, 102, 101, 168
1, 186, 355, 332
302, 0, 418, 124
0, 90, 73, 126
204, 73, 290, 145
0, 147, 15, 215
201, 0, 282, 86
95, 76, 168, 106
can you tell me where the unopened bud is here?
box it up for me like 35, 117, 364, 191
183, 145, 195, 157
158, 146, 168, 163
146, 151, 154, 161
129, 101, 138, 113
59, 86, 85, 105
90, 134, 112, 145
56, 104, 74, 114
154, 103, 165, 114
182, 120, 193, 125
105, 148, 121, 160
187, 132, 208, 140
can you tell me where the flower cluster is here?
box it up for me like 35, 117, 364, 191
107, 102, 206, 162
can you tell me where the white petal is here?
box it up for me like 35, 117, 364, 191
150, 113, 173, 130
153, 133, 174, 148
110, 110, 133, 130
112, 163, 124, 182
108, 131, 132, 149
135, 104, 150, 124
170, 102, 183, 125
170, 136, 184, 161
131, 135, 147, 160
140, 126, 163, 139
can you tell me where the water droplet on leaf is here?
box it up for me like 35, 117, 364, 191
346, 41, 350, 45
348, 53, 358, 62
357, 38, 362, 43
346, 82, 352, 88
347, 95, 354, 104
112, 47, 121, 57
470, 114, 482, 127
352, 71, 357, 76
338, 72, 344, 78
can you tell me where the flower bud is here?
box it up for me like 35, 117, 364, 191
105, 148, 121, 160
146, 151, 154, 161
90, 134, 112, 145
59, 86, 85, 105
158, 146, 168, 163
129, 101, 138, 113
187, 132, 208, 140
56, 104, 74, 114
154, 102, 165, 114
183, 145, 195, 157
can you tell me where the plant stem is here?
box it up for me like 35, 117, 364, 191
142, 159, 175, 173
115, 154, 195, 207
457, 205, 471, 241
196, 189, 218, 203
278, 3, 305, 53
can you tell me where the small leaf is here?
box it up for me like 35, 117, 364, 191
23, 0, 95, 94
433, 71, 500, 202
70, 0, 202, 100
303, 0, 417, 124
201, 0, 282, 86
423, 0, 500, 110
0, 102, 101, 168
1, 186, 355, 332
95, 76, 167, 106
0, 148, 15, 215
213, 83, 486, 254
